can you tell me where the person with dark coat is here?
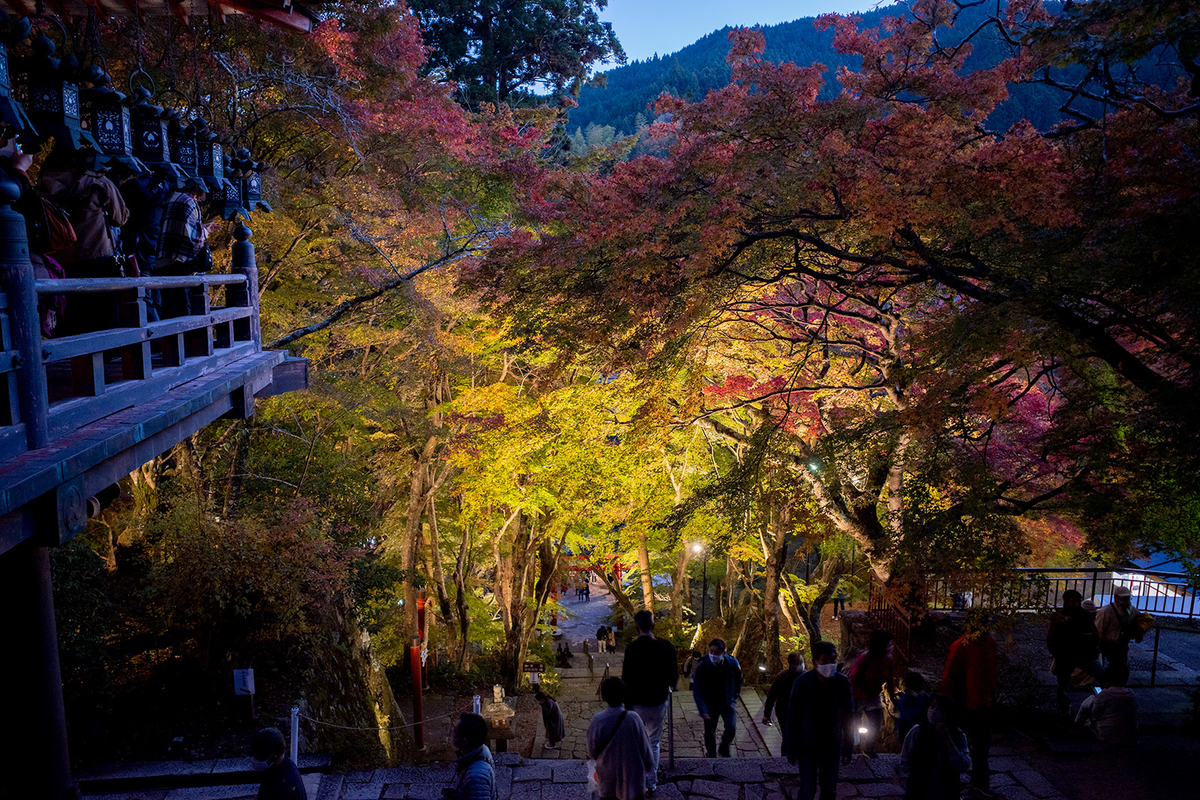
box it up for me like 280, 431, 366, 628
622, 610, 678, 793
786, 640, 853, 800
849, 629, 895, 756
1046, 589, 1104, 714
250, 727, 306, 800
895, 696, 971, 800
598, 625, 610, 654
536, 691, 566, 750
942, 610, 998, 797
893, 671, 932, 743
691, 638, 743, 758
762, 652, 805, 756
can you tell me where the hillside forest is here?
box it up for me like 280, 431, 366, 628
47, 0, 1200, 767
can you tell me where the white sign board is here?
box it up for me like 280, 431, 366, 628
233, 668, 256, 696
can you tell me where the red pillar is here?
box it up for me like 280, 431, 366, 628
410, 637, 425, 750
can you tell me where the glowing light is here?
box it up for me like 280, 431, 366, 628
808, 462, 820, 472
692, 543, 703, 554
858, 727, 869, 734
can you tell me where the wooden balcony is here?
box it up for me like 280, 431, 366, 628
0, 222, 308, 556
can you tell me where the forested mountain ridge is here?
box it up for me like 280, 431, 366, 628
568, 1, 1077, 137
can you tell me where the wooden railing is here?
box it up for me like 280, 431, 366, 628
867, 572, 913, 668
0, 183, 263, 465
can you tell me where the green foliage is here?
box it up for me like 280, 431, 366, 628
411, 0, 625, 107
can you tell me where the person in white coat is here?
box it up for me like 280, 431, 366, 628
588, 677, 654, 800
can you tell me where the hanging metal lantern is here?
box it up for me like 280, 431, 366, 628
80, 65, 146, 174
209, 150, 249, 220
168, 119, 199, 178
0, 19, 36, 139
234, 147, 272, 213
12, 34, 97, 151
194, 118, 226, 194
129, 85, 187, 187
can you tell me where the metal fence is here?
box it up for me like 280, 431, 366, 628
922, 568, 1199, 619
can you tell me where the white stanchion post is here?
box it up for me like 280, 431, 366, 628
290, 706, 299, 764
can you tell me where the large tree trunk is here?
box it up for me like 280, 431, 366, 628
636, 530, 654, 611
425, 497, 455, 656
670, 547, 692, 627
761, 497, 790, 674
401, 436, 437, 638
595, 568, 638, 618
221, 422, 251, 517
453, 521, 472, 669
782, 555, 846, 644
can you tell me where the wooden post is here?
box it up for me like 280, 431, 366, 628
0, 173, 73, 798
231, 222, 261, 351
0, 173, 48, 449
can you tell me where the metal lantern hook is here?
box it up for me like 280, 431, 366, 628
129, 67, 156, 97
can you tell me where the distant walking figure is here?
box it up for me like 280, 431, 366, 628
598, 625, 610, 654
691, 638, 743, 757
588, 677, 654, 800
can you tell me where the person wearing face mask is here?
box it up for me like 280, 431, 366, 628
1095, 585, 1141, 676
895, 695, 971, 800
691, 638, 743, 757
786, 640, 854, 800
249, 727, 306, 800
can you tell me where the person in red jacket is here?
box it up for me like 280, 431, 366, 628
941, 610, 998, 798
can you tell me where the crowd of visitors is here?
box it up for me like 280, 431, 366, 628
523, 586, 1149, 800
0, 137, 217, 339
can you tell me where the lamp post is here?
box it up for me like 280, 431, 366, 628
693, 543, 709, 624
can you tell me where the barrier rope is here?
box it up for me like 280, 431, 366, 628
296, 702, 480, 733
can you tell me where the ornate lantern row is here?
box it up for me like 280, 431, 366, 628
0, 16, 34, 140
11, 34, 97, 151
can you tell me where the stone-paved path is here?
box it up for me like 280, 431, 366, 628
532, 648, 772, 761
91, 752, 1070, 800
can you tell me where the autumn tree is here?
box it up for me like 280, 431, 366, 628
462, 0, 1200, 583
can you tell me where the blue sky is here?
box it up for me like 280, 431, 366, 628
599, 0, 886, 63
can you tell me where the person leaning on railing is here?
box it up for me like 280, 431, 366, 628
154, 178, 215, 319
39, 148, 129, 334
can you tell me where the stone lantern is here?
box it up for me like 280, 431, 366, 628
12, 34, 97, 150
